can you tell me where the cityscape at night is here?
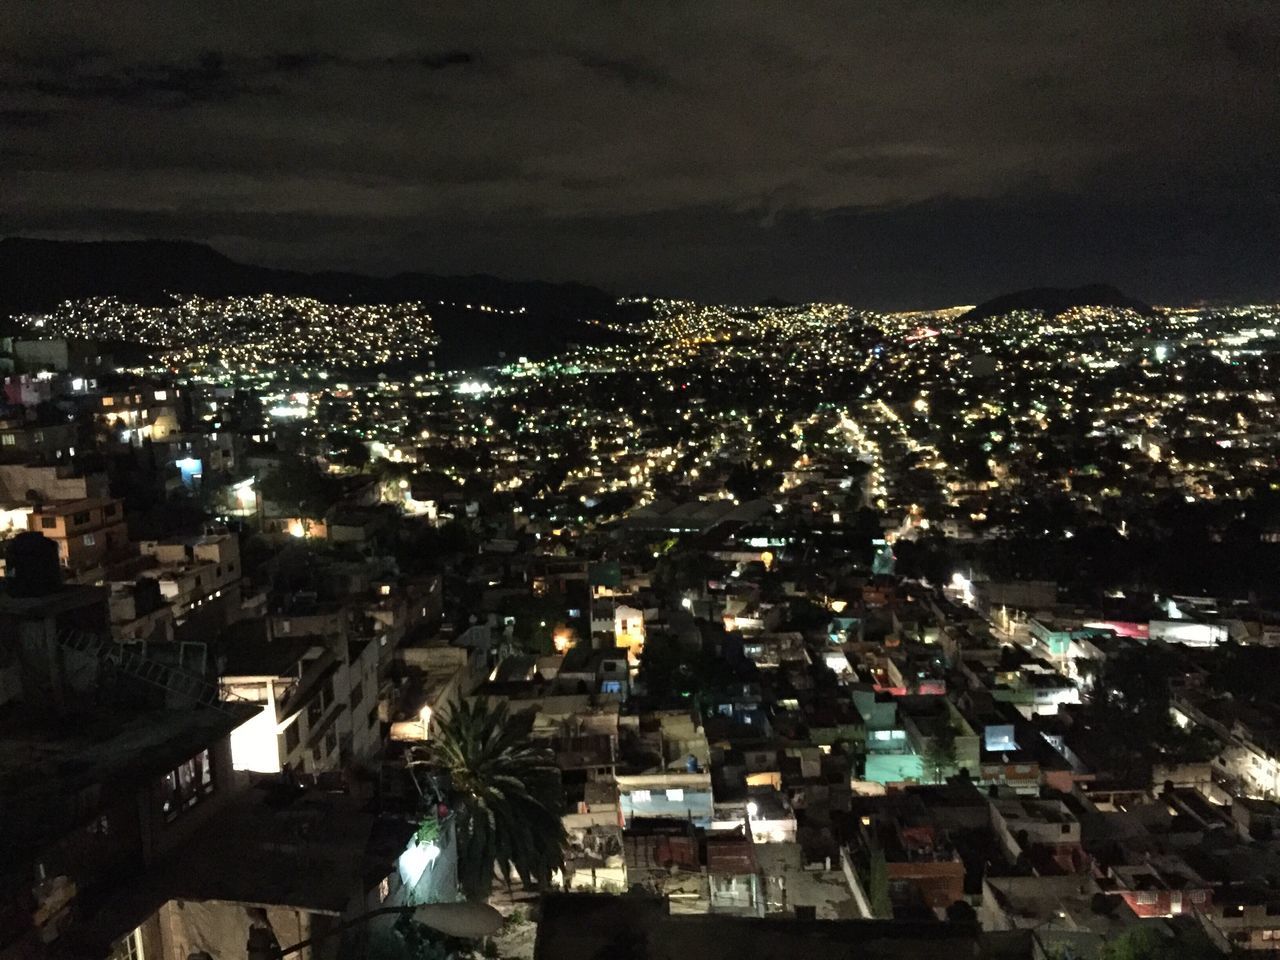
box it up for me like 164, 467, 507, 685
2, 4, 1280, 960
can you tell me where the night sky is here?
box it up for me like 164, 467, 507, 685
2, 2, 1277, 308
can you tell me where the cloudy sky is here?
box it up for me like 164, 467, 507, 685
1, 2, 1277, 307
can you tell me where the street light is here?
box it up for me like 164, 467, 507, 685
247, 901, 503, 959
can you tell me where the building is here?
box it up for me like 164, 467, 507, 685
11, 337, 104, 373
0, 571, 262, 957
137, 533, 242, 625
534, 893, 985, 960
98, 386, 182, 444
0, 462, 109, 503
26, 497, 128, 581
219, 628, 380, 775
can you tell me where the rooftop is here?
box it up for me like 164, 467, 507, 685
0, 701, 258, 855
535, 893, 982, 960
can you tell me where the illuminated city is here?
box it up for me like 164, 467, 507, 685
2, 4, 1279, 960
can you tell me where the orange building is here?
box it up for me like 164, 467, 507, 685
27, 498, 128, 578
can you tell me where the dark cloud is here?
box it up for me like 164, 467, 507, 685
8, 49, 271, 106
420, 50, 477, 70
0, 108, 55, 128
0, 1, 1276, 306
572, 54, 668, 87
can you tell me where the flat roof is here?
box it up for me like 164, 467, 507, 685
30, 497, 119, 516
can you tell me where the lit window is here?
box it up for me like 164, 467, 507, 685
161, 749, 214, 821
667, 788, 684, 802
83, 533, 96, 546
632, 789, 652, 803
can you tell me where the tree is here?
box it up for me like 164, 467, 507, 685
921, 722, 958, 784
1097, 924, 1219, 960
329, 433, 370, 469
425, 699, 566, 901
498, 592, 576, 655
257, 456, 339, 518
867, 844, 892, 918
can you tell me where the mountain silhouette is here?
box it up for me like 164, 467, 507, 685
960, 284, 1153, 323
0, 237, 634, 368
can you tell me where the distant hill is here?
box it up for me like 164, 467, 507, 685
0, 237, 635, 368
960, 284, 1153, 323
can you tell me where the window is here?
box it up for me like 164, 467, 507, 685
33, 431, 44, 444
378, 876, 391, 903
284, 721, 300, 753
601, 680, 623, 694
1, 434, 15, 446
104, 503, 117, 517
351, 681, 364, 709
632, 789, 652, 803
368, 706, 379, 728
307, 695, 323, 727
109, 927, 144, 960
1136, 891, 1158, 906
666, 788, 684, 802
83, 533, 96, 546
42, 516, 56, 529
161, 749, 214, 821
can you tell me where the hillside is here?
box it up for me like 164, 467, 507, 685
0, 238, 633, 368
960, 284, 1153, 323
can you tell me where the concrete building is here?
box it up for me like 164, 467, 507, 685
220, 630, 381, 775
26, 497, 128, 581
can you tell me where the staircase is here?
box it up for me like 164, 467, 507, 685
58, 628, 252, 715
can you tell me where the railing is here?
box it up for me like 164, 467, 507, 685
58, 628, 254, 715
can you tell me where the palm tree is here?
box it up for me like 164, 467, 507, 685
424, 699, 566, 901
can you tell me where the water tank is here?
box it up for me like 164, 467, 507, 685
5, 531, 62, 597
